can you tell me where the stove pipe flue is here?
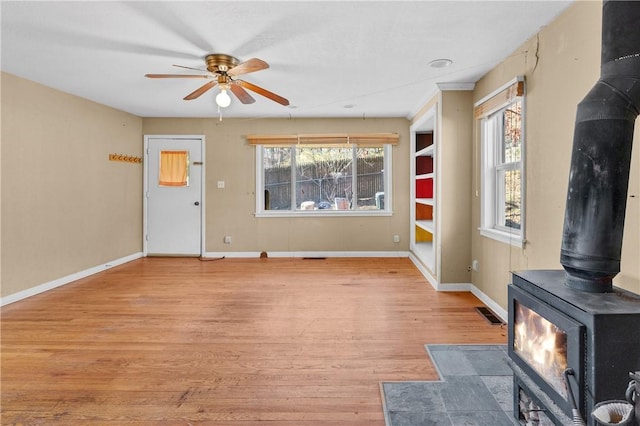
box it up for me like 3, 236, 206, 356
561, 0, 640, 293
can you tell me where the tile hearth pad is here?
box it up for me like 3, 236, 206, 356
380, 345, 518, 426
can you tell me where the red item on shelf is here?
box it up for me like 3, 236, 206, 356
416, 178, 433, 199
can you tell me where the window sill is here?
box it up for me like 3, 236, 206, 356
255, 210, 393, 218
479, 227, 524, 248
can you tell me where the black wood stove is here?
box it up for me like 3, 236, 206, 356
508, 270, 640, 425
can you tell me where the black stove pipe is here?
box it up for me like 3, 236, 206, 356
560, 0, 640, 293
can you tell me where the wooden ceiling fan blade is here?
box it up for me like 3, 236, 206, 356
236, 80, 289, 106
184, 81, 217, 100
230, 83, 256, 104
227, 58, 269, 76
145, 74, 209, 79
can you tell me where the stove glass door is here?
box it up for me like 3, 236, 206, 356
514, 301, 568, 398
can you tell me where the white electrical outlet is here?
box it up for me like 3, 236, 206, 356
393, 235, 400, 243
472, 260, 479, 271
224, 236, 231, 244
217, 180, 225, 189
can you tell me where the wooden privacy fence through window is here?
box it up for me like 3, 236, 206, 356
265, 157, 384, 210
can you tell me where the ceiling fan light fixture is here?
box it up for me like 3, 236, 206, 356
146, 53, 289, 108
216, 87, 231, 108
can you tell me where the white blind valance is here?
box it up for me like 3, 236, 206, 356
474, 77, 525, 119
246, 133, 399, 146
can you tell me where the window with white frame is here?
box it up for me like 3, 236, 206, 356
478, 78, 525, 246
250, 134, 396, 216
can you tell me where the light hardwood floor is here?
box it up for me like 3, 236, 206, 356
1, 257, 506, 425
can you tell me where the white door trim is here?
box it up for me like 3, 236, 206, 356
143, 135, 206, 257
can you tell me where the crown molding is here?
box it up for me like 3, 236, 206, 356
436, 82, 476, 91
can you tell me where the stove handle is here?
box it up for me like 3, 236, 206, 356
563, 368, 586, 426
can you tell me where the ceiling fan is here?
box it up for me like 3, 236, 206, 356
145, 53, 289, 108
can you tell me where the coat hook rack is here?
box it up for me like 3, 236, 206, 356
109, 153, 142, 164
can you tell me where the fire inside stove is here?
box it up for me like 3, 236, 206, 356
513, 301, 568, 399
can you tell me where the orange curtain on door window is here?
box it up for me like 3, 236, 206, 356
159, 151, 188, 187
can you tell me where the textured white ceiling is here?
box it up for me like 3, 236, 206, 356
1, 1, 573, 119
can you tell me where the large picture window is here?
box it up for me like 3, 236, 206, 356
477, 78, 525, 246
250, 134, 396, 216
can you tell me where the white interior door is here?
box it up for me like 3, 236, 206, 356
145, 137, 203, 256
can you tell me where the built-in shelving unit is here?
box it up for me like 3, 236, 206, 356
410, 108, 437, 277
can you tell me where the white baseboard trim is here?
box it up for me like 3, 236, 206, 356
438, 281, 508, 322
436, 282, 473, 292
409, 254, 508, 324
408, 252, 438, 289
1, 252, 144, 307
468, 285, 508, 323
202, 251, 411, 259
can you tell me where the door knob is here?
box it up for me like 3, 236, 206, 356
194, 201, 200, 206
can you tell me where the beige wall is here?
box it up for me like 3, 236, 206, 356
439, 90, 474, 284
142, 117, 410, 253
471, 0, 640, 308
1, 72, 143, 298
